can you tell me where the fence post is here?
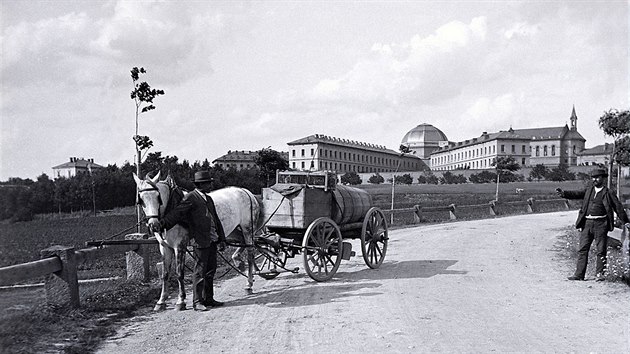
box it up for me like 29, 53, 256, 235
413, 205, 422, 223
448, 204, 457, 220
489, 200, 497, 216
527, 198, 535, 213
40, 245, 80, 308
563, 199, 570, 210
126, 233, 151, 282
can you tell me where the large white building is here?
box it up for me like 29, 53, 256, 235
287, 134, 428, 174
429, 107, 586, 171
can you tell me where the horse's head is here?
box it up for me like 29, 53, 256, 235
133, 171, 170, 227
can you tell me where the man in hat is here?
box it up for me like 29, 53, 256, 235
150, 170, 226, 311
556, 167, 629, 281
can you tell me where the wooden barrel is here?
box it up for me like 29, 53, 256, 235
331, 185, 373, 225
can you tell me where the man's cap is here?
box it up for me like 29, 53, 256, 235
194, 171, 213, 183
590, 168, 608, 178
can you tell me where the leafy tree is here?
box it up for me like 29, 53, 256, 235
492, 156, 521, 201
469, 170, 496, 183
254, 147, 289, 187
440, 171, 467, 184
599, 108, 630, 194
368, 173, 385, 184
341, 171, 362, 185
547, 164, 576, 181
529, 164, 549, 182
394, 174, 413, 185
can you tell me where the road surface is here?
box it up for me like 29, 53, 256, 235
97, 211, 630, 353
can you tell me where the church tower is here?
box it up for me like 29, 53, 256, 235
570, 105, 578, 131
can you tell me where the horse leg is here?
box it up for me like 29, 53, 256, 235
154, 245, 173, 311
174, 245, 187, 311
231, 246, 246, 272
246, 247, 255, 291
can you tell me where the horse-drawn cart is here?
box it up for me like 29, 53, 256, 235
253, 171, 388, 282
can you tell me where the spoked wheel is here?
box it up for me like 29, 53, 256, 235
360, 207, 388, 269
254, 245, 287, 280
302, 217, 343, 282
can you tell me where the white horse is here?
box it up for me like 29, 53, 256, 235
134, 172, 260, 311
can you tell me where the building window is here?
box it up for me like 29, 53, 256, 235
310, 161, 314, 168
292, 150, 296, 157
535, 146, 540, 156
301, 149, 305, 157
551, 145, 555, 156
511, 145, 515, 153
311, 148, 314, 156
521, 158, 525, 165
543, 146, 548, 156
501, 145, 505, 153
573, 145, 576, 154
301, 161, 305, 169
292, 162, 296, 169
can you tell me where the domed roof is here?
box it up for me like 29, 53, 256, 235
401, 123, 448, 145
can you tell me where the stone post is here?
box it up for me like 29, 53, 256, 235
527, 198, 535, 213
126, 233, 151, 282
40, 246, 79, 308
413, 205, 422, 223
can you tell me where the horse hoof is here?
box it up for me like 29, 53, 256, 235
175, 303, 186, 311
153, 303, 167, 311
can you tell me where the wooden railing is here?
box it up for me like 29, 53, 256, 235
383, 198, 572, 224
0, 233, 154, 308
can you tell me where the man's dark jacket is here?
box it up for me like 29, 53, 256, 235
161, 189, 226, 248
563, 184, 629, 231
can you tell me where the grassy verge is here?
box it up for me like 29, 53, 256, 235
554, 226, 629, 283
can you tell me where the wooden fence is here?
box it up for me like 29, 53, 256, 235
0, 233, 154, 308
383, 198, 571, 223
0, 198, 627, 308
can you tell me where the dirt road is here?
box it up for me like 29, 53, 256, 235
97, 211, 630, 353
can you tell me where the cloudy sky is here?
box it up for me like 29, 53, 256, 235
1, 0, 627, 180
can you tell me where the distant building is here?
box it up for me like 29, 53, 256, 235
287, 134, 428, 174
429, 106, 586, 171
212, 150, 289, 170
576, 143, 612, 166
52, 157, 103, 179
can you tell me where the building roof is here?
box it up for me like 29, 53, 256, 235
288, 134, 424, 159
52, 157, 103, 170
401, 123, 449, 145
578, 144, 612, 156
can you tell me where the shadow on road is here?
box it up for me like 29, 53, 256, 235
226, 281, 383, 308
336, 259, 467, 281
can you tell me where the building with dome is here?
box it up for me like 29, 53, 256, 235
400, 123, 450, 164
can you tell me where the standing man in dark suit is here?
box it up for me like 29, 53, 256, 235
150, 171, 226, 311
556, 168, 629, 281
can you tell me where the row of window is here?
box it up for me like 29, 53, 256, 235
291, 160, 407, 173
292, 147, 402, 167
433, 143, 579, 166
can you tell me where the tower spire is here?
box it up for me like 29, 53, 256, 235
570, 104, 577, 131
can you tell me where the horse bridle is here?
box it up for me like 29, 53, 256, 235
137, 180, 163, 219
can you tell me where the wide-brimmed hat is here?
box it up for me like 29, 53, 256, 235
590, 168, 608, 178
194, 171, 213, 184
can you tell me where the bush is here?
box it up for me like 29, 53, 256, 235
395, 174, 413, 185
440, 171, 467, 184
341, 171, 362, 185
368, 173, 385, 184
470, 170, 497, 183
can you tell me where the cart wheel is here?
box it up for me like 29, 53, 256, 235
254, 245, 287, 280
361, 207, 388, 269
302, 217, 342, 282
